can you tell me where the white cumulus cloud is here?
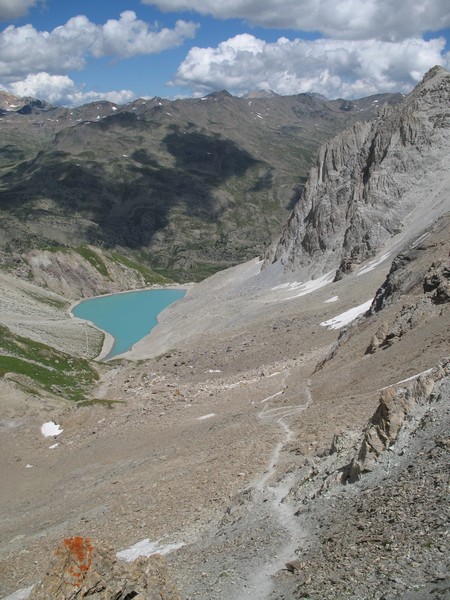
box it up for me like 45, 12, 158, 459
68, 88, 136, 106
8, 73, 76, 103
92, 12, 198, 58
0, 11, 199, 81
0, 0, 37, 21
5, 72, 135, 106
143, 0, 450, 41
171, 34, 450, 98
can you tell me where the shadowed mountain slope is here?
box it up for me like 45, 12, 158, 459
0, 89, 402, 281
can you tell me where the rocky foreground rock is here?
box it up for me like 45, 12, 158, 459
29, 537, 181, 600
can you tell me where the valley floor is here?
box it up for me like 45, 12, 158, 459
0, 231, 449, 599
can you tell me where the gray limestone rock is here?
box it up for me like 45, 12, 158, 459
267, 66, 450, 279
344, 360, 449, 482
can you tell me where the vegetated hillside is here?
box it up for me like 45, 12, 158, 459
0, 244, 174, 408
267, 66, 450, 281
0, 88, 402, 281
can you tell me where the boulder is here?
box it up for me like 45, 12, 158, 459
29, 537, 181, 600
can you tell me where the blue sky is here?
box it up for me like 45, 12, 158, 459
0, 0, 449, 105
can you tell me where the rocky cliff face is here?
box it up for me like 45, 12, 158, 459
284, 358, 450, 599
268, 66, 450, 279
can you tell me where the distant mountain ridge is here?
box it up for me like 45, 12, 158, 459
0, 91, 53, 115
0, 86, 402, 281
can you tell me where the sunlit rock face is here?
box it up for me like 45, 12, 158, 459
268, 66, 450, 280
29, 537, 182, 600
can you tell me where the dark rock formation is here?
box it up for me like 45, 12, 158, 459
366, 219, 450, 353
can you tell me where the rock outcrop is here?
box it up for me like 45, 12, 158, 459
29, 537, 181, 600
343, 359, 449, 482
268, 66, 450, 279
366, 215, 450, 353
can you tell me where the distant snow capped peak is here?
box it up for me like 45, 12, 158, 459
0, 90, 23, 111
0, 90, 53, 114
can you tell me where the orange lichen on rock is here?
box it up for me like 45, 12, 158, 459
63, 537, 93, 565
29, 538, 183, 599
62, 537, 94, 587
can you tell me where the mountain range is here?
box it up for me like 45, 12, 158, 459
0, 87, 402, 281
0, 67, 448, 600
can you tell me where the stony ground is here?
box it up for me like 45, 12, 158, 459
272, 370, 450, 600
0, 220, 449, 599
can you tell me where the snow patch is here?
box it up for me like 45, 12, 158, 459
325, 295, 339, 303
267, 371, 283, 378
116, 538, 184, 562
260, 390, 284, 403
411, 231, 431, 248
285, 272, 334, 299
41, 421, 63, 437
320, 299, 372, 329
48, 443, 59, 449
197, 413, 216, 420
271, 282, 296, 290
357, 253, 390, 275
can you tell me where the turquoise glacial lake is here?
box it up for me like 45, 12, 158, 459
72, 288, 186, 360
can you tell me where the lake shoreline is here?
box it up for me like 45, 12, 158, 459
69, 285, 188, 361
